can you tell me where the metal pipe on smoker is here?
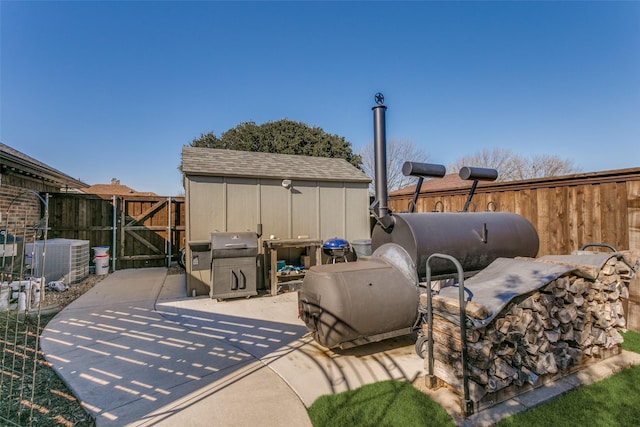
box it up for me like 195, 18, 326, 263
372, 95, 394, 230
402, 162, 447, 213
402, 162, 446, 179
459, 167, 498, 213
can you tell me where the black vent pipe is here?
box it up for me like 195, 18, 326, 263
372, 94, 394, 231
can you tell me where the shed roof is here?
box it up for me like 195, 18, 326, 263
182, 147, 371, 183
0, 142, 87, 189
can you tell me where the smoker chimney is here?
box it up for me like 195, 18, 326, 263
372, 93, 394, 231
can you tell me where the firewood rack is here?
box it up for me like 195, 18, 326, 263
422, 253, 474, 417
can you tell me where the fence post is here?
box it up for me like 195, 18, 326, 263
167, 196, 172, 267
110, 195, 116, 272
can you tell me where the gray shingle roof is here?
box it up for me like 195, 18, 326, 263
0, 142, 87, 188
181, 147, 370, 183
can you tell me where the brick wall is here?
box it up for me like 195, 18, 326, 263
0, 172, 57, 239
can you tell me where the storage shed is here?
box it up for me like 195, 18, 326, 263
181, 147, 372, 296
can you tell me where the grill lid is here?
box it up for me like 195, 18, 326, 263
323, 237, 350, 257
322, 237, 349, 250
211, 232, 258, 258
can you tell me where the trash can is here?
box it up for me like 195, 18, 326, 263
351, 239, 372, 259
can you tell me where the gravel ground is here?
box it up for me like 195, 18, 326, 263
39, 274, 105, 311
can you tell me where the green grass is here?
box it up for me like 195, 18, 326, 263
307, 379, 455, 427
621, 330, 640, 353
308, 331, 640, 427
495, 365, 640, 426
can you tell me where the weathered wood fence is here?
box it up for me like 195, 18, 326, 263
43, 193, 185, 269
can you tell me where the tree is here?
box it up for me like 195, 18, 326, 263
359, 139, 430, 194
514, 154, 581, 180
190, 119, 361, 167
448, 148, 580, 182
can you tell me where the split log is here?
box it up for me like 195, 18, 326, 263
492, 357, 518, 380
568, 277, 589, 295
428, 314, 482, 342
535, 352, 558, 375
544, 329, 560, 343
520, 366, 540, 386
423, 293, 491, 320
557, 306, 577, 324
486, 376, 512, 393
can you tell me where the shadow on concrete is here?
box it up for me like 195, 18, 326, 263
155, 292, 425, 407
40, 271, 425, 425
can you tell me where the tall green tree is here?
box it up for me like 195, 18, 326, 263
190, 119, 362, 167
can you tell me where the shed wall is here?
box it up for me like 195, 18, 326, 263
185, 175, 370, 295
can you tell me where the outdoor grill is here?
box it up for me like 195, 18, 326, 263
322, 237, 350, 263
210, 231, 258, 300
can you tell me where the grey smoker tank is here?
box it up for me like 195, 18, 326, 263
371, 211, 539, 279
299, 244, 419, 349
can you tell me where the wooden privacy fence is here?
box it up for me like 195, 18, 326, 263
43, 193, 185, 270
388, 168, 640, 256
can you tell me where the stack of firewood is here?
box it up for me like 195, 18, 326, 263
422, 254, 636, 402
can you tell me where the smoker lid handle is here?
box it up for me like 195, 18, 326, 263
224, 243, 247, 248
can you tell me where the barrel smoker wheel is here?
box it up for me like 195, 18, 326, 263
415, 334, 428, 358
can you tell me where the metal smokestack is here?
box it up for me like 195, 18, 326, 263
372, 93, 394, 231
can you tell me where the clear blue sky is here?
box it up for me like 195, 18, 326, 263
1, 1, 639, 196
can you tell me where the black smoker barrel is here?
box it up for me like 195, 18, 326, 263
371, 212, 539, 278
210, 232, 258, 300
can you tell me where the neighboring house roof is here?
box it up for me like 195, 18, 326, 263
182, 147, 371, 183
0, 142, 87, 189
390, 173, 472, 196
82, 179, 158, 196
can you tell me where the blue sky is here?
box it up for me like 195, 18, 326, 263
1, 1, 639, 196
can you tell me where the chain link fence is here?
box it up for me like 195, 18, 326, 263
0, 191, 93, 426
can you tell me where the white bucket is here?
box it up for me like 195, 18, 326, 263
94, 254, 109, 275
93, 246, 110, 257
32, 285, 41, 306
18, 292, 27, 312
0, 284, 9, 311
